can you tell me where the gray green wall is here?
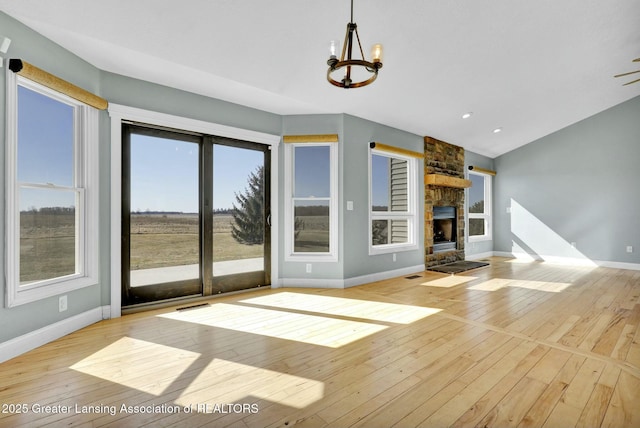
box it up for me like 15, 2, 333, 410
493, 96, 640, 265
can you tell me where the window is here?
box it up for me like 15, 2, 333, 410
284, 142, 338, 261
369, 147, 419, 254
468, 171, 492, 241
5, 75, 99, 307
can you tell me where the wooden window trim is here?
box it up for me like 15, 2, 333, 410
283, 134, 339, 143
8, 59, 108, 110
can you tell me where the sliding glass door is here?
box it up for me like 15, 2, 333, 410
209, 139, 271, 293
122, 124, 270, 307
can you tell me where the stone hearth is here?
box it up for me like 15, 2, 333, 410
424, 136, 468, 268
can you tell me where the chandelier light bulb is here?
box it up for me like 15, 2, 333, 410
329, 40, 340, 58
371, 44, 383, 63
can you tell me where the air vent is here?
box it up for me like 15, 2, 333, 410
176, 303, 210, 312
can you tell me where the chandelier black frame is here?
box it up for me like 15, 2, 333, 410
327, 0, 383, 89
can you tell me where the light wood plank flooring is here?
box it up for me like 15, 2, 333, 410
1, 257, 639, 427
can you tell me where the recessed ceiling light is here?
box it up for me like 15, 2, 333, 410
493, 127, 502, 133
462, 112, 473, 119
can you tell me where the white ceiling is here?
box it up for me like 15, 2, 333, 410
1, 0, 639, 157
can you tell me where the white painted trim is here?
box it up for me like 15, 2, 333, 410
493, 251, 640, 271
280, 278, 346, 289
465, 251, 494, 261
368, 148, 420, 256
280, 264, 426, 289
467, 170, 493, 242
102, 305, 112, 320
5, 75, 100, 307
109, 110, 123, 318
283, 142, 339, 262
0, 307, 105, 363
343, 264, 426, 288
108, 104, 280, 146
108, 104, 281, 316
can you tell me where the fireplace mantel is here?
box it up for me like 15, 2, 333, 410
424, 174, 472, 189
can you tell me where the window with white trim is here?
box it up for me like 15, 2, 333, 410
284, 142, 338, 261
369, 147, 419, 254
5, 75, 99, 307
468, 171, 492, 241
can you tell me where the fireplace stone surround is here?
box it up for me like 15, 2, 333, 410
424, 136, 469, 268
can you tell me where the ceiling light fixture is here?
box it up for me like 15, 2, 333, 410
493, 128, 503, 134
462, 112, 473, 119
327, 0, 383, 89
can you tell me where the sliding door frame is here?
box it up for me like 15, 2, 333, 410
109, 104, 280, 318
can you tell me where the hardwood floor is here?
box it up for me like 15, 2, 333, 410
1, 257, 639, 427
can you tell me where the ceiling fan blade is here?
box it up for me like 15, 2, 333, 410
633, 58, 640, 62
623, 77, 640, 86
614, 70, 640, 78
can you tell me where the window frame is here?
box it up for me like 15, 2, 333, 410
5, 74, 99, 307
467, 170, 492, 242
283, 141, 338, 262
368, 147, 419, 255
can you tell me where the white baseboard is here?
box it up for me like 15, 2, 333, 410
0, 306, 106, 364
280, 264, 426, 289
343, 264, 426, 288
493, 251, 640, 271
102, 305, 112, 320
465, 251, 494, 261
279, 278, 346, 288
596, 260, 640, 271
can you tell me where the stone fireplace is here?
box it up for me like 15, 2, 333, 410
424, 136, 470, 267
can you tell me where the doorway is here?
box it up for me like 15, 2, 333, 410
121, 124, 270, 307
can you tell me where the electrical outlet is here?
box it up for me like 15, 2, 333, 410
571, 242, 577, 249
59, 295, 68, 312
393, 253, 397, 262
627, 246, 633, 253
506, 207, 512, 214
306, 263, 312, 273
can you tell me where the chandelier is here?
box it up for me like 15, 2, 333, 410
327, 0, 383, 89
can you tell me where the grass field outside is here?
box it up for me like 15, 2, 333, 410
20, 211, 332, 282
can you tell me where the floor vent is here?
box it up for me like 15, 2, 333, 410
176, 303, 210, 312
405, 275, 422, 280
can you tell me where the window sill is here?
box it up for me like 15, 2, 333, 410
284, 253, 338, 263
7, 276, 98, 307
369, 243, 419, 256
468, 236, 492, 243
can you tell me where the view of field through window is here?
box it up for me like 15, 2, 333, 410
292, 146, 331, 253
18, 84, 79, 284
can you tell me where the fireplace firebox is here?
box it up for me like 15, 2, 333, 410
433, 206, 456, 253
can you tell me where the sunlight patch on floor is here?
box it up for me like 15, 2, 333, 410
468, 278, 571, 292
70, 337, 200, 395
421, 275, 478, 288
238, 292, 441, 324
176, 358, 324, 409
159, 303, 388, 348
